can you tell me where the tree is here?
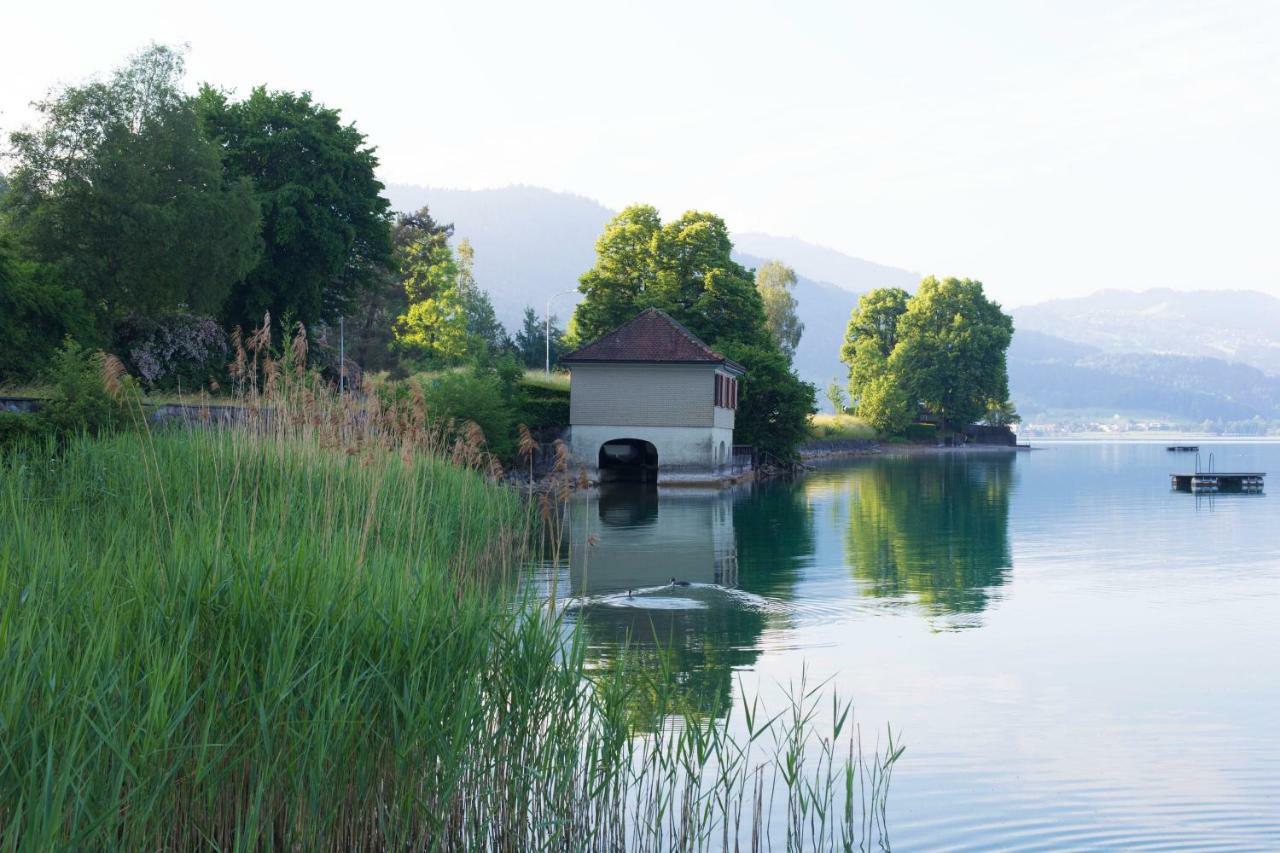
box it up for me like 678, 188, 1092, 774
573, 204, 662, 343
456, 239, 510, 357
825, 380, 848, 415
0, 235, 94, 382
4, 44, 260, 326
720, 342, 817, 461
393, 222, 467, 365
756, 260, 803, 359
515, 306, 564, 369
890, 277, 1013, 431
197, 85, 392, 332
841, 287, 909, 364
346, 208, 450, 373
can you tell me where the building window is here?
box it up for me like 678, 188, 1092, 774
714, 374, 737, 410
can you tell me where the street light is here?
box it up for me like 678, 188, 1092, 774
546, 288, 576, 376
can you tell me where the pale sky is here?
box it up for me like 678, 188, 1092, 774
3, 0, 1277, 307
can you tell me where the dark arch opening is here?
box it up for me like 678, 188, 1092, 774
598, 439, 659, 484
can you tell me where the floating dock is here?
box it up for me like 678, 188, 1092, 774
1166, 445, 1199, 452
1170, 472, 1265, 493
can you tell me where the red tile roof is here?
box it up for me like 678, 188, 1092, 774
561, 308, 744, 372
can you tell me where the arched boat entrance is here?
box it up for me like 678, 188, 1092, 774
598, 438, 659, 483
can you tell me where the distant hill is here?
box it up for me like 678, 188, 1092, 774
384, 184, 911, 389
1013, 289, 1280, 376
731, 233, 919, 294
1008, 330, 1280, 426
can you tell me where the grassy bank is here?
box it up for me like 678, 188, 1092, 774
809, 413, 877, 441
1, 357, 898, 848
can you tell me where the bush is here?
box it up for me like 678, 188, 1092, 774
0, 411, 51, 451
420, 369, 515, 459
39, 340, 135, 440
114, 312, 229, 392
904, 422, 938, 443
0, 238, 95, 384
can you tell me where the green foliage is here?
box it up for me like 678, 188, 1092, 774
904, 422, 939, 443
4, 45, 261, 326
756, 260, 804, 359
419, 367, 516, 458
456, 238, 511, 358
573, 206, 813, 457
0, 236, 94, 383
825, 379, 848, 415
394, 236, 467, 365
514, 306, 565, 369
842, 279, 1013, 434
983, 398, 1022, 426
808, 413, 876, 440
892, 277, 1014, 430
197, 85, 392, 331
573, 204, 662, 341
34, 340, 135, 442
720, 342, 816, 461
0, 412, 47, 451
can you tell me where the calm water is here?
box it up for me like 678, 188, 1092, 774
537, 443, 1280, 850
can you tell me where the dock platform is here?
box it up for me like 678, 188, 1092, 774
1166, 445, 1199, 452
1170, 472, 1265, 493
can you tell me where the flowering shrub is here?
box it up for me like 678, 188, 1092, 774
114, 312, 229, 392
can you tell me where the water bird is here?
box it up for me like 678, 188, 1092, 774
669, 577, 691, 587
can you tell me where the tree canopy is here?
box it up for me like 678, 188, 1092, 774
842, 277, 1014, 433
3, 45, 261, 327
196, 85, 392, 331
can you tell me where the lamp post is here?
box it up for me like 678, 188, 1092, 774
545, 288, 576, 376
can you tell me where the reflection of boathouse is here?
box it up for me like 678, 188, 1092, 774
569, 487, 739, 594
561, 308, 745, 483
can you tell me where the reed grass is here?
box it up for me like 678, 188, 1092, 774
0, 322, 900, 850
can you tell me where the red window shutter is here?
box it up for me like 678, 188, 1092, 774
731, 378, 737, 409
715, 374, 722, 406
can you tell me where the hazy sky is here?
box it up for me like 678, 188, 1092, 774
3, 0, 1277, 306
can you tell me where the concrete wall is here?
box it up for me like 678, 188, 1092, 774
570, 363, 736, 429
570, 424, 736, 483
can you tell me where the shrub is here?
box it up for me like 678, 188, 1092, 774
904, 422, 939, 443
114, 312, 228, 392
0, 411, 51, 451
0, 238, 95, 384
37, 340, 135, 441
419, 368, 515, 459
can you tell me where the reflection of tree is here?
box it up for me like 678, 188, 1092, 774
572, 480, 820, 731
732, 482, 815, 598
580, 597, 766, 733
845, 454, 1014, 620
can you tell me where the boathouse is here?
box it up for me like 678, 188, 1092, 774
560, 308, 745, 483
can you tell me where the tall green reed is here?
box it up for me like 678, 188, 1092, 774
0, 321, 900, 850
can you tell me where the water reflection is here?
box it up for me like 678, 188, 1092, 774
565, 485, 763, 727
842, 454, 1015, 626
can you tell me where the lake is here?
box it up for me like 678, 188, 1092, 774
536, 442, 1280, 850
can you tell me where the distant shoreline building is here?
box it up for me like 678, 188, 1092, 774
560, 308, 745, 483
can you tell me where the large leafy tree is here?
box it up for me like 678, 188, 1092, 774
572, 206, 814, 458
4, 45, 260, 326
841, 287, 912, 430
891, 276, 1013, 430
755, 260, 804, 359
841, 279, 1013, 433
197, 86, 392, 331
572, 204, 662, 342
